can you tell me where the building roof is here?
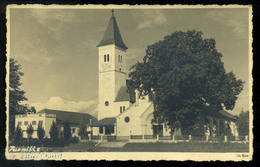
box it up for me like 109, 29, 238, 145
115, 86, 130, 101
96, 10, 128, 50
115, 86, 136, 103
90, 117, 116, 127
204, 109, 237, 121
37, 109, 97, 125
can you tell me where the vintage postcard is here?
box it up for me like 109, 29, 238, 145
5, 5, 253, 161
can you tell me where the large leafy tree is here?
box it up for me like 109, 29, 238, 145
236, 110, 249, 136
9, 58, 36, 137
128, 30, 244, 134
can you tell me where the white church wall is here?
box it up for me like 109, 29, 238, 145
117, 102, 153, 136
114, 46, 127, 73
116, 108, 142, 136
98, 71, 117, 120
114, 101, 131, 115
98, 45, 115, 72
98, 44, 128, 120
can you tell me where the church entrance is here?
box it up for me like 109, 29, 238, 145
152, 125, 163, 137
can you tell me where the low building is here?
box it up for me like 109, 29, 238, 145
15, 109, 97, 139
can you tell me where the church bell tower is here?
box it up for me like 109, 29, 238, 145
97, 10, 128, 120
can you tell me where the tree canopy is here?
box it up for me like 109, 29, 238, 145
9, 58, 36, 136
128, 30, 244, 133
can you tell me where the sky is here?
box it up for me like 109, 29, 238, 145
8, 6, 251, 117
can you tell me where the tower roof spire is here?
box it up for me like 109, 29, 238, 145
97, 10, 128, 50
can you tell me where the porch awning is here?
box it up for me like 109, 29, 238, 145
90, 117, 116, 127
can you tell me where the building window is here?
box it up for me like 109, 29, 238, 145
121, 55, 122, 63
107, 54, 109, 61
18, 122, 22, 126
118, 55, 120, 62
72, 128, 75, 133
120, 106, 126, 113
24, 121, 28, 125
39, 121, 43, 125
105, 101, 109, 106
32, 121, 36, 125
104, 54, 106, 62
125, 116, 130, 123
99, 127, 103, 134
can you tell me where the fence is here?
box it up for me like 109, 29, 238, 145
80, 134, 249, 143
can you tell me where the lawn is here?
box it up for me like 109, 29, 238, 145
40, 142, 249, 152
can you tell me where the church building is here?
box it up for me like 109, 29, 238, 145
89, 10, 238, 139
89, 10, 171, 138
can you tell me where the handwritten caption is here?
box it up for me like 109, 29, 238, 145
9, 146, 62, 160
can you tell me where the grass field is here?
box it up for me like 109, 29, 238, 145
40, 142, 249, 152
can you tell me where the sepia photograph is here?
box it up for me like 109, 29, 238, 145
5, 5, 252, 161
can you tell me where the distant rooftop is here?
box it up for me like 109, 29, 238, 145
37, 109, 97, 125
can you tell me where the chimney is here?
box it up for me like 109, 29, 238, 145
90, 119, 92, 124
135, 89, 139, 106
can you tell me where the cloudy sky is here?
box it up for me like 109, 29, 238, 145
8, 6, 251, 117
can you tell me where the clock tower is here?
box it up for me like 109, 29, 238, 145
97, 10, 128, 120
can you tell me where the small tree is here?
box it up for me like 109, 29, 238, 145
78, 123, 87, 140
26, 124, 34, 140
37, 124, 45, 141
63, 120, 71, 143
49, 121, 59, 142
14, 125, 23, 143
236, 110, 249, 136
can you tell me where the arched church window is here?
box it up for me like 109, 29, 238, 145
104, 55, 106, 62
107, 54, 109, 62
125, 116, 130, 123
105, 101, 109, 106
